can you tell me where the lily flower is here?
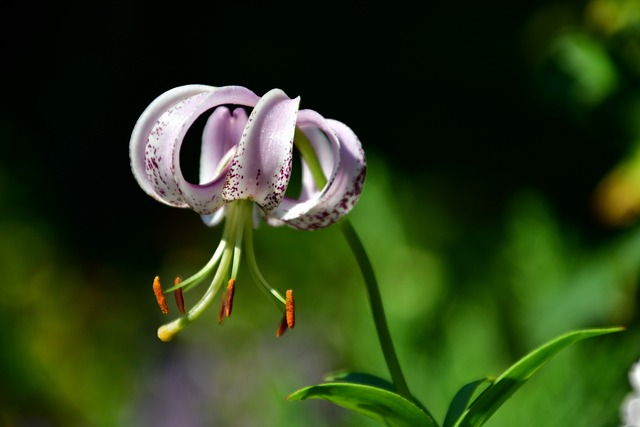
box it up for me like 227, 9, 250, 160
130, 85, 366, 341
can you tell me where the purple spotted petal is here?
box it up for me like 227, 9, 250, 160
267, 110, 366, 230
132, 85, 365, 231
130, 85, 260, 214
221, 89, 300, 211
130, 84, 214, 206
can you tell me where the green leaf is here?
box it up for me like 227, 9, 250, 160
324, 371, 436, 417
454, 327, 624, 427
443, 378, 492, 427
287, 382, 439, 427
324, 371, 397, 392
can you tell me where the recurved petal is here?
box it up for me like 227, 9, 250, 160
130, 84, 215, 206
268, 111, 366, 230
131, 85, 260, 214
200, 107, 248, 185
200, 206, 227, 227
222, 89, 300, 211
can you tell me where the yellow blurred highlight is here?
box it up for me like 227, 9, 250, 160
593, 145, 640, 227
585, 0, 640, 36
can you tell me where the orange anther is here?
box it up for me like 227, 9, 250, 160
218, 290, 227, 325
173, 276, 185, 315
276, 316, 288, 337
285, 289, 295, 329
225, 279, 235, 318
153, 276, 169, 315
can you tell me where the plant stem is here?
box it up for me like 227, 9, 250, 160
294, 128, 411, 398
339, 220, 412, 399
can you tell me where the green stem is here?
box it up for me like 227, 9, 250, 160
294, 128, 411, 399
339, 220, 411, 399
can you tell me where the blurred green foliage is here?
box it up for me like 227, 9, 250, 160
2, 0, 640, 426
3, 150, 640, 426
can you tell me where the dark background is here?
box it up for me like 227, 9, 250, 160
4, 0, 625, 260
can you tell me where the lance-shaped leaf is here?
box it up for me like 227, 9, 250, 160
453, 327, 624, 427
287, 382, 438, 427
324, 371, 398, 392
443, 379, 492, 427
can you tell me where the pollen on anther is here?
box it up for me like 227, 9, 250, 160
225, 279, 235, 318
276, 316, 288, 337
153, 276, 169, 315
285, 289, 295, 329
173, 276, 185, 315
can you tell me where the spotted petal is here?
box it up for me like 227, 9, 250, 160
129, 85, 260, 214
221, 89, 300, 211
267, 110, 366, 230
130, 84, 214, 206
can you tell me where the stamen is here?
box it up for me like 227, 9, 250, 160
153, 276, 169, 315
276, 316, 288, 337
225, 279, 236, 318
243, 214, 287, 308
218, 289, 227, 325
286, 289, 295, 329
173, 276, 186, 315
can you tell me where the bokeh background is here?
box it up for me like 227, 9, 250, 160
3, 0, 640, 426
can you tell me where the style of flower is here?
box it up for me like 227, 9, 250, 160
130, 85, 366, 341
622, 359, 640, 427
